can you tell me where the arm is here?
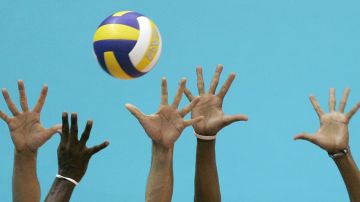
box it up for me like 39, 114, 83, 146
126, 78, 202, 202
46, 179, 75, 202
195, 140, 220, 202
13, 150, 40, 202
45, 113, 109, 202
0, 81, 60, 202
294, 88, 360, 201
146, 143, 174, 201
334, 151, 360, 201
184, 65, 248, 202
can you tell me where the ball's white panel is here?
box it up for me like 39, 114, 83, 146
129, 16, 152, 66
142, 28, 162, 72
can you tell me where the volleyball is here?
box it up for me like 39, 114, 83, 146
93, 11, 162, 79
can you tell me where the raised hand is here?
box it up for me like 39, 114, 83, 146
45, 113, 109, 202
294, 88, 360, 153
0, 80, 61, 152
184, 65, 248, 136
58, 112, 109, 182
125, 78, 203, 148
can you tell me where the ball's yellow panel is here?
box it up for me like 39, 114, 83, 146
104, 52, 132, 79
93, 24, 140, 42
113, 11, 132, 17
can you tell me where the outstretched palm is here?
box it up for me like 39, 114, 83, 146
294, 88, 360, 153
126, 78, 203, 148
0, 81, 61, 152
184, 65, 248, 136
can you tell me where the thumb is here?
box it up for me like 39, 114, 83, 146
223, 114, 248, 127
293, 133, 317, 144
125, 104, 146, 120
45, 124, 62, 139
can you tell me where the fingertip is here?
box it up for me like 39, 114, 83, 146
87, 120, 93, 126
179, 78, 187, 85
124, 103, 133, 110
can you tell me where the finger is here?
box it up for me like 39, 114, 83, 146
309, 95, 324, 118
208, 64, 223, 94
293, 133, 318, 145
223, 114, 248, 127
125, 104, 146, 120
217, 73, 236, 100
161, 77, 168, 105
61, 112, 69, 142
184, 87, 194, 101
33, 85, 48, 113
2, 88, 20, 115
329, 88, 336, 112
89, 141, 110, 155
180, 97, 200, 117
70, 113, 78, 142
18, 80, 29, 112
172, 78, 186, 108
80, 120, 93, 145
0, 110, 10, 123
196, 66, 205, 95
183, 116, 204, 127
338, 88, 351, 113
44, 124, 62, 141
346, 101, 360, 120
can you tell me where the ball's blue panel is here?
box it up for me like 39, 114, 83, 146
93, 39, 137, 53
99, 12, 144, 30
113, 52, 146, 78
93, 40, 137, 76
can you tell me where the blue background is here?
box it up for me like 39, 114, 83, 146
0, 0, 360, 201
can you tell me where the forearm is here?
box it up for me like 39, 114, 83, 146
45, 178, 75, 202
195, 139, 221, 202
334, 151, 360, 202
13, 150, 40, 202
146, 142, 174, 202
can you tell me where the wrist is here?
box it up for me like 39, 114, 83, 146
15, 148, 37, 156
152, 141, 174, 152
197, 138, 216, 144
197, 139, 216, 152
58, 169, 83, 182
14, 149, 37, 162
152, 142, 174, 162
328, 146, 350, 160
55, 177, 77, 188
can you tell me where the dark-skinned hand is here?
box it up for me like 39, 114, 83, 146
58, 112, 109, 182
